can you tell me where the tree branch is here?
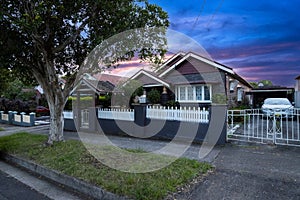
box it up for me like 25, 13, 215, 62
53, 20, 89, 54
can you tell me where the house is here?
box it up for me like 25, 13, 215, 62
126, 52, 252, 108
64, 54, 240, 144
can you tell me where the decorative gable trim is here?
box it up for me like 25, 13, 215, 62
154, 52, 186, 73
158, 52, 235, 77
70, 74, 114, 95
129, 69, 170, 88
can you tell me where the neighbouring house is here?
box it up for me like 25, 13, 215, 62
295, 75, 300, 108
70, 73, 126, 108
65, 73, 127, 131
127, 52, 252, 108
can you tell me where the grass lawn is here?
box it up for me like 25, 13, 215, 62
0, 133, 213, 200
0, 127, 4, 131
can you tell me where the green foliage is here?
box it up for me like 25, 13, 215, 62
249, 82, 258, 88
0, 68, 12, 95
65, 94, 112, 110
231, 105, 251, 110
98, 94, 112, 108
114, 80, 144, 106
165, 100, 180, 108
64, 97, 73, 110
1, 0, 169, 137
2, 79, 35, 101
0, 133, 213, 200
2, 79, 23, 99
259, 80, 273, 87
0, 0, 169, 80
250, 80, 273, 88
212, 94, 227, 104
147, 89, 161, 104
122, 80, 144, 98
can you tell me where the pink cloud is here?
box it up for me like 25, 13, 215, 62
104, 53, 175, 77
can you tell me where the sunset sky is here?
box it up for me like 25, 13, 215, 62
107, 0, 300, 87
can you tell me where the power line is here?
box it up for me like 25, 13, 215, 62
206, 0, 224, 28
192, 0, 207, 30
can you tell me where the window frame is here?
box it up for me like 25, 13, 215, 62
175, 84, 212, 103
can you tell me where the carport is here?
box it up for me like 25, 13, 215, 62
246, 86, 294, 108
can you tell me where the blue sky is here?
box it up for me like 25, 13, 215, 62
148, 0, 300, 87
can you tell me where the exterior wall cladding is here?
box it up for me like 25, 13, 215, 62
64, 105, 227, 145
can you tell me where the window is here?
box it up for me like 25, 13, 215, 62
187, 86, 193, 100
204, 86, 210, 101
195, 86, 202, 100
176, 85, 212, 102
179, 87, 185, 100
237, 87, 243, 102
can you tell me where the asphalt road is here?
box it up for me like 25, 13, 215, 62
0, 170, 50, 200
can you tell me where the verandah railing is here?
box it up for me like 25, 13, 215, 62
146, 106, 209, 123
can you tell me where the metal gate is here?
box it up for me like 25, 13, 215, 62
227, 109, 300, 146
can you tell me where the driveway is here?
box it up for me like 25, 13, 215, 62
172, 144, 300, 200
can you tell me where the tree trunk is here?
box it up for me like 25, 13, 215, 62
47, 100, 65, 144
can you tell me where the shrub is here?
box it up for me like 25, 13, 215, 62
165, 100, 180, 108
147, 89, 161, 104
212, 94, 227, 104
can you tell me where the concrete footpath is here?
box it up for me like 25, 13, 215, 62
0, 161, 85, 200
0, 124, 300, 199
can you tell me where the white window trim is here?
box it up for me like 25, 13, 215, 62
175, 84, 212, 103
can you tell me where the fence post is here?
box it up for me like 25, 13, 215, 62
30, 112, 36, 126
10, 111, 16, 125
88, 107, 97, 132
206, 104, 227, 145
133, 104, 147, 136
20, 112, 25, 126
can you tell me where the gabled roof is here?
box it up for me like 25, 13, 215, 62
229, 72, 253, 89
154, 52, 185, 74
93, 73, 127, 86
129, 69, 170, 88
127, 51, 252, 89
156, 51, 252, 88
158, 52, 235, 77
70, 73, 114, 95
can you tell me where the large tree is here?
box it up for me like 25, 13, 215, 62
0, 0, 169, 144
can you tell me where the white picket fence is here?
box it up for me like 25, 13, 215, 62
63, 111, 74, 119
98, 108, 134, 121
64, 106, 210, 123
146, 106, 209, 123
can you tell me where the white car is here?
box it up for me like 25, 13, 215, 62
261, 98, 294, 118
